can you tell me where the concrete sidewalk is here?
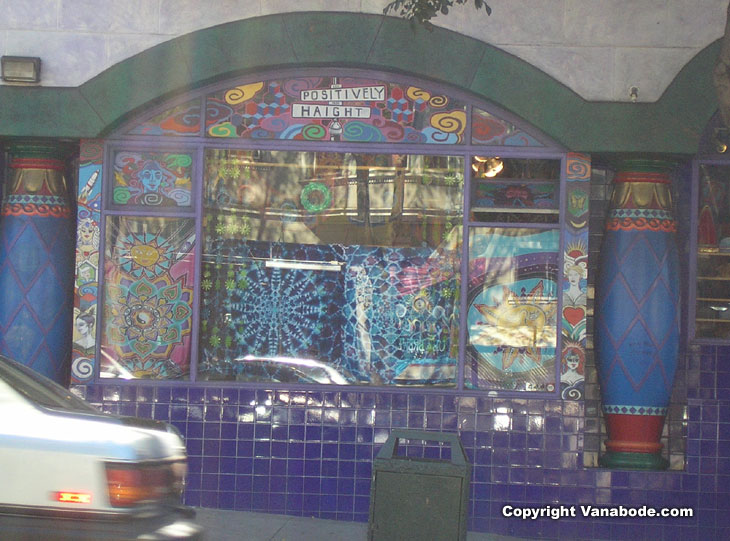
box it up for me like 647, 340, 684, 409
194, 508, 526, 541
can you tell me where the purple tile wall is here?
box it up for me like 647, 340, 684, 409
74, 367, 729, 541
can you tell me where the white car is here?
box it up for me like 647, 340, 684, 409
0, 354, 204, 540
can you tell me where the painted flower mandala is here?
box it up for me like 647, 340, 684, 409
106, 275, 192, 362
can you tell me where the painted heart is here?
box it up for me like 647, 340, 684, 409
563, 306, 585, 327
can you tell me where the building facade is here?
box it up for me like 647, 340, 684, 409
1, 3, 729, 540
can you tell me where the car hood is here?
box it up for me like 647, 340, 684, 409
1, 404, 186, 462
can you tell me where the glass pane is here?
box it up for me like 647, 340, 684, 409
125, 99, 201, 136
111, 150, 194, 208
198, 150, 463, 385
696, 164, 730, 339
465, 227, 559, 392
205, 76, 467, 144
470, 157, 560, 224
100, 217, 195, 379
471, 108, 545, 147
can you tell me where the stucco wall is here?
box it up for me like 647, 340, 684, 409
0, 0, 727, 102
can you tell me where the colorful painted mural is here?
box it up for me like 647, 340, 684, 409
471, 108, 546, 147
112, 150, 193, 208
560, 153, 591, 399
72, 140, 103, 383
125, 98, 202, 136
205, 77, 468, 144
465, 228, 560, 392
99, 217, 195, 379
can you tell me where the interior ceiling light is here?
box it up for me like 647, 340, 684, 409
473, 156, 503, 178
1, 56, 41, 84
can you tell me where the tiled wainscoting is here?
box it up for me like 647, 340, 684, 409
74, 351, 730, 541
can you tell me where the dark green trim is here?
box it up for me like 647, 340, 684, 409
0, 12, 721, 154
599, 451, 669, 471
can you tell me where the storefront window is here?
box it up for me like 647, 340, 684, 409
197, 150, 463, 385
79, 70, 581, 393
465, 227, 559, 391
695, 163, 730, 339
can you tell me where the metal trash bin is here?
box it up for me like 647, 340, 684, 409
368, 429, 471, 541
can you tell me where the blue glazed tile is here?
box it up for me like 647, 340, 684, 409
254, 424, 272, 441
201, 474, 218, 490
270, 474, 287, 493
321, 477, 338, 495
286, 493, 303, 511
288, 442, 304, 458
355, 479, 371, 496
304, 459, 321, 478
136, 402, 153, 418
355, 461, 371, 478
288, 459, 304, 476
288, 424, 305, 442
220, 440, 236, 457
272, 441, 287, 458
337, 495, 354, 512
287, 475, 304, 492
271, 424, 288, 441
337, 478, 355, 494
339, 444, 356, 460
236, 440, 253, 458
171, 387, 188, 403
254, 441, 271, 458
203, 423, 221, 439
322, 442, 338, 459
408, 394, 425, 411
321, 425, 338, 442
322, 460, 338, 477
187, 439, 203, 457
354, 495, 370, 514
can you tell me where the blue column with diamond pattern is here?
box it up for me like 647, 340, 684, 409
594, 160, 680, 470
0, 142, 75, 384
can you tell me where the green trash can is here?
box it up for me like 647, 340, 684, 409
368, 429, 471, 541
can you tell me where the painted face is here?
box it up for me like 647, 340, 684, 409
566, 351, 580, 370
568, 268, 581, 287
76, 318, 90, 336
140, 164, 164, 192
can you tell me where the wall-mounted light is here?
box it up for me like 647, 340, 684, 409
1, 56, 41, 84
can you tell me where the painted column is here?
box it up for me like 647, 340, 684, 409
595, 159, 680, 470
0, 141, 75, 384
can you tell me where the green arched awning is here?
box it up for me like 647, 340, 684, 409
0, 12, 720, 154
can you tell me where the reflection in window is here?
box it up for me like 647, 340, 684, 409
198, 150, 464, 385
100, 217, 195, 379
696, 164, 730, 339
465, 228, 559, 392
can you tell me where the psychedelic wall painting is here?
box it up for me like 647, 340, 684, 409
205, 77, 468, 144
124, 98, 202, 137
72, 140, 103, 383
99, 217, 195, 379
465, 228, 560, 392
560, 153, 591, 399
111, 150, 194, 208
471, 107, 546, 147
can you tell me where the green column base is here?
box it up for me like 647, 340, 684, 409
599, 451, 668, 471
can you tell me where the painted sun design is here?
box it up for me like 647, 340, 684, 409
117, 231, 174, 279
473, 280, 557, 370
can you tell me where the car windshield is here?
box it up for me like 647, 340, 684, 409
0, 355, 98, 413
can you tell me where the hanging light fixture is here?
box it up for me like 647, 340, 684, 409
472, 156, 504, 178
